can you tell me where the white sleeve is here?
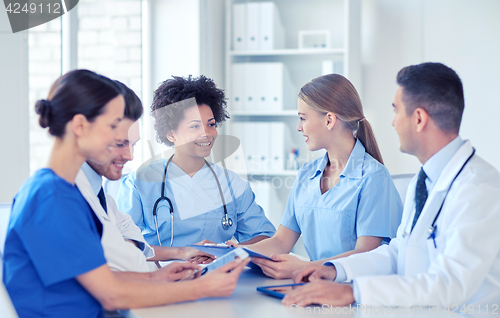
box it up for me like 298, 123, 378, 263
333, 234, 401, 279
353, 181, 500, 307
106, 194, 155, 259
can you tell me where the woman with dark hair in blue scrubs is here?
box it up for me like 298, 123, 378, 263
2, 70, 248, 317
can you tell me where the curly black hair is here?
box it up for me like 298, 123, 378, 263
151, 75, 229, 147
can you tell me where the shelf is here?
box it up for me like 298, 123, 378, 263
234, 170, 299, 177
231, 110, 297, 116
230, 48, 345, 57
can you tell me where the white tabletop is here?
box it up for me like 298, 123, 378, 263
124, 268, 464, 318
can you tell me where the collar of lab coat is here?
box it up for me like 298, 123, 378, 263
75, 169, 110, 222
405, 140, 474, 243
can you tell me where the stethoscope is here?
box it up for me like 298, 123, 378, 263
403, 148, 476, 248
152, 154, 233, 247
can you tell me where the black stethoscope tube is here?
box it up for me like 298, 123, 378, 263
152, 154, 233, 247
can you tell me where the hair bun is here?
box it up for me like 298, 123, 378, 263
35, 99, 52, 128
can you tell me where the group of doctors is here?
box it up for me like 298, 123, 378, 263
2, 61, 500, 317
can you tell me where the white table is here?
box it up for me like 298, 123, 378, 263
125, 268, 463, 318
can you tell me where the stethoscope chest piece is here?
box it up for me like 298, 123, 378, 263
221, 215, 233, 230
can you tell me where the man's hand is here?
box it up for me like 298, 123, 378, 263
282, 281, 354, 307
292, 263, 337, 283
251, 254, 308, 280
151, 262, 201, 282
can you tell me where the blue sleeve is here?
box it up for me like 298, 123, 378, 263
18, 194, 106, 287
233, 183, 276, 242
279, 176, 301, 233
356, 170, 403, 239
117, 172, 145, 232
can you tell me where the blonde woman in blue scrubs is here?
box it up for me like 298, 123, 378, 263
235, 74, 403, 279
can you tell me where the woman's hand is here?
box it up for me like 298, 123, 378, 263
152, 262, 202, 282
198, 258, 251, 298
251, 254, 308, 280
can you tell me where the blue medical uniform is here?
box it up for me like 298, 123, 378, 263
3, 169, 107, 318
117, 159, 276, 247
281, 139, 403, 261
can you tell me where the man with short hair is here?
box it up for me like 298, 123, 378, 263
76, 82, 212, 273
284, 62, 500, 307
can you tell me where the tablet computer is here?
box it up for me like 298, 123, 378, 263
200, 247, 249, 275
188, 244, 273, 270
188, 245, 272, 260
256, 283, 306, 299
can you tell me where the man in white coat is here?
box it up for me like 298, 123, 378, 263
284, 62, 500, 309
75, 82, 212, 273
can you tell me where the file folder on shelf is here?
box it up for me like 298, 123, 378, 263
230, 63, 245, 111
231, 62, 296, 113
233, 2, 285, 51
245, 2, 260, 51
230, 122, 290, 172
250, 180, 284, 229
232, 3, 246, 51
259, 2, 285, 50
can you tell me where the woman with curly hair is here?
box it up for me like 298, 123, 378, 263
117, 75, 276, 248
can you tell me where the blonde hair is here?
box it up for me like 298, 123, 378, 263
299, 74, 384, 164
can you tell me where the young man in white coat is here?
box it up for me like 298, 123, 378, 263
75, 82, 213, 273
284, 62, 500, 308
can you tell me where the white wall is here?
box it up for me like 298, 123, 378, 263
0, 9, 29, 203
362, 0, 500, 174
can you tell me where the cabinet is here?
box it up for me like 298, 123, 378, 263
222, 0, 361, 255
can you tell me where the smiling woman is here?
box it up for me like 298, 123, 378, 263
117, 75, 276, 248
2, 69, 125, 317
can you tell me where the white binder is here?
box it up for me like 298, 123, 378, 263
246, 2, 260, 51
259, 2, 285, 50
269, 122, 286, 171
227, 123, 246, 172
260, 63, 296, 112
230, 63, 245, 111
256, 122, 270, 171
232, 3, 246, 51
249, 180, 284, 229
243, 63, 258, 111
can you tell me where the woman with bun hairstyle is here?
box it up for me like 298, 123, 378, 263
2, 70, 248, 318
235, 74, 403, 279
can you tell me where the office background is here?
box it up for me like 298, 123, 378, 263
1, 0, 500, 209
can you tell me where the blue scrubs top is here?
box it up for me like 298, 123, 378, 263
3, 169, 107, 318
117, 159, 276, 247
281, 139, 403, 261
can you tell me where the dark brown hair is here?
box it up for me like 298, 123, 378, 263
35, 69, 122, 137
396, 62, 464, 134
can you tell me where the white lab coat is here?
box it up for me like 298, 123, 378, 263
75, 170, 157, 272
335, 140, 500, 307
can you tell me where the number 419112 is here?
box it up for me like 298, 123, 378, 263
5, 2, 61, 14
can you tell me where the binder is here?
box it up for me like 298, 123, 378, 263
243, 63, 258, 111
246, 2, 260, 51
259, 2, 285, 50
230, 63, 245, 111
232, 3, 246, 51
249, 180, 283, 229
226, 123, 245, 172
256, 122, 270, 170
260, 63, 296, 112
269, 122, 286, 171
